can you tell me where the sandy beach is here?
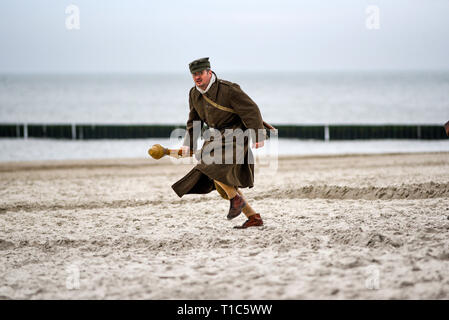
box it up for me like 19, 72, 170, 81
1, 152, 449, 299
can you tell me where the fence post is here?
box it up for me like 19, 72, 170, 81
71, 123, 76, 140
324, 125, 330, 141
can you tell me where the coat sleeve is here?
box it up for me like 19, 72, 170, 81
182, 89, 203, 151
230, 83, 266, 143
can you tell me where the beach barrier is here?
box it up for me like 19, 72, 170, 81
76, 124, 184, 139
276, 125, 325, 140
0, 123, 447, 140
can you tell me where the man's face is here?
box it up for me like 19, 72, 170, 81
192, 69, 212, 88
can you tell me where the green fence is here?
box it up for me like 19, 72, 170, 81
0, 123, 447, 140
76, 125, 183, 139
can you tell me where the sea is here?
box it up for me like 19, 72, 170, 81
1, 71, 448, 162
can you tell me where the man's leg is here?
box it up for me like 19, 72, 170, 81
236, 188, 256, 218
214, 180, 237, 199
213, 180, 257, 217
214, 179, 263, 228
233, 188, 263, 228
214, 180, 245, 219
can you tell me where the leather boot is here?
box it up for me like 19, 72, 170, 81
234, 214, 263, 229
226, 193, 246, 220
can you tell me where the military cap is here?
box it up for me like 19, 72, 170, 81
189, 57, 210, 73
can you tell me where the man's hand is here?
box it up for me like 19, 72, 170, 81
180, 146, 191, 157
252, 140, 265, 149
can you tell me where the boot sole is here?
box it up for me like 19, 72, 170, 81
233, 222, 263, 229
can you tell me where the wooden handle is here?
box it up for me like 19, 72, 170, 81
167, 148, 194, 158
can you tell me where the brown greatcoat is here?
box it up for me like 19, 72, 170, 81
171, 72, 266, 198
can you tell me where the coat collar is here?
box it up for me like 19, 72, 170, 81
205, 71, 219, 101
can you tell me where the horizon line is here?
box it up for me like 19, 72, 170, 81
1, 68, 449, 76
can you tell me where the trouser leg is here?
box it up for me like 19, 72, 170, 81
214, 180, 237, 199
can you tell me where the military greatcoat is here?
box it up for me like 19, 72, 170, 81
171, 72, 266, 198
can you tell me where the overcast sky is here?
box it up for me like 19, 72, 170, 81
1, 0, 448, 73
